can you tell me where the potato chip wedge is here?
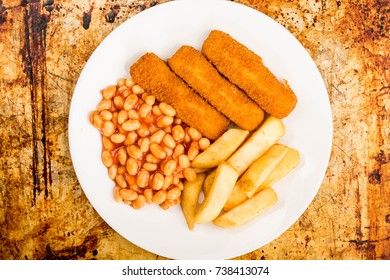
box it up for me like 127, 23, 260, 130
262, 148, 300, 186
194, 162, 238, 224
214, 187, 278, 228
191, 128, 249, 169
181, 173, 207, 230
238, 144, 289, 196
227, 116, 285, 175
224, 146, 300, 211
202, 170, 216, 197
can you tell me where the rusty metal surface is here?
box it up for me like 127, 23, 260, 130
0, 0, 389, 260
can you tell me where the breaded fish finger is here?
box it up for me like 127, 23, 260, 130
202, 30, 297, 119
130, 52, 230, 140
168, 46, 264, 131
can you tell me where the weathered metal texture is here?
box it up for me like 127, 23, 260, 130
0, 0, 388, 260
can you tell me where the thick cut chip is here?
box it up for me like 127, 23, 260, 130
192, 128, 249, 169
227, 116, 285, 175
238, 144, 289, 196
194, 162, 238, 224
181, 173, 207, 230
214, 187, 278, 228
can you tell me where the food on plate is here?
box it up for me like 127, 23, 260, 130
227, 116, 285, 175
167, 45, 264, 131
130, 52, 230, 140
90, 78, 212, 210
237, 144, 289, 196
202, 30, 297, 119
194, 162, 238, 224
191, 128, 249, 169
90, 29, 301, 229
181, 173, 207, 230
213, 187, 278, 228
224, 145, 299, 211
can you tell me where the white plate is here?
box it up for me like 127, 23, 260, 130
68, 0, 332, 259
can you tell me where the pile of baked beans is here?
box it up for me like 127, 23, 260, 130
89, 77, 211, 210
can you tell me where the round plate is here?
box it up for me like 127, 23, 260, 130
68, 0, 332, 259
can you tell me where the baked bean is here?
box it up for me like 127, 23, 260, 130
173, 117, 182, 125
172, 173, 181, 185
150, 130, 166, 144
117, 110, 128, 124
110, 133, 126, 144
125, 77, 135, 88
102, 136, 115, 151
127, 145, 143, 159
152, 105, 163, 116
123, 89, 133, 98
164, 146, 173, 157
119, 188, 138, 201
136, 169, 150, 188
162, 175, 173, 190
117, 148, 127, 166
159, 102, 176, 117
97, 99, 112, 111
117, 78, 126, 87
124, 173, 136, 186
113, 96, 124, 109
100, 110, 112, 121
187, 146, 199, 161
148, 124, 159, 134
123, 94, 138, 111
142, 114, 155, 125
150, 143, 167, 159
163, 126, 172, 134
102, 150, 113, 167
167, 187, 181, 200
162, 134, 176, 149
124, 131, 138, 146
130, 184, 141, 193
132, 194, 146, 209
199, 137, 210, 150
118, 85, 128, 94
138, 137, 150, 153
144, 188, 153, 204
152, 173, 165, 190
175, 181, 184, 191
122, 119, 141, 131
89, 111, 97, 124
144, 95, 155, 106
156, 116, 174, 127
108, 164, 118, 180
183, 168, 196, 182
178, 154, 190, 169
101, 85, 116, 99
136, 124, 150, 138
172, 125, 185, 141
111, 112, 118, 127
152, 190, 167, 205
143, 162, 157, 172
116, 174, 127, 188
160, 201, 170, 210
184, 131, 191, 143
146, 153, 161, 164
141, 92, 149, 101
138, 103, 152, 118
173, 144, 185, 158
93, 114, 104, 129
132, 84, 145, 94
188, 127, 202, 141
128, 109, 139, 120
113, 186, 122, 202
164, 199, 178, 207
117, 165, 126, 175
163, 159, 177, 176
126, 158, 139, 175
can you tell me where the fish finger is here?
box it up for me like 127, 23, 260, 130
202, 30, 297, 119
168, 45, 264, 131
130, 52, 230, 140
